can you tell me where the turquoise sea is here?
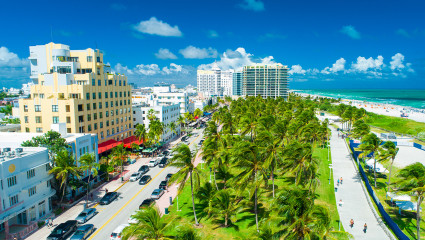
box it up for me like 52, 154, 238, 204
297, 89, 425, 109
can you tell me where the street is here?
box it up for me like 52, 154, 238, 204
27, 128, 204, 240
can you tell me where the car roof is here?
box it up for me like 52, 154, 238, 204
81, 208, 95, 213
141, 175, 150, 178
153, 189, 162, 193
77, 224, 93, 230
160, 181, 167, 184
113, 224, 130, 233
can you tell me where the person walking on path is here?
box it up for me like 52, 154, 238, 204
337, 178, 340, 186
105, 188, 108, 194
364, 223, 368, 233
340, 177, 343, 184
45, 218, 49, 228
350, 219, 354, 228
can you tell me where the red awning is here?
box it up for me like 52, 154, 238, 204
122, 136, 144, 148
98, 139, 122, 154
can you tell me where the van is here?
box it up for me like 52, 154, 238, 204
110, 224, 129, 240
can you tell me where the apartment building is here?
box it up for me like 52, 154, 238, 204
242, 64, 289, 99
221, 69, 234, 97
20, 43, 132, 143
232, 71, 243, 96
197, 65, 221, 96
0, 146, 54, 238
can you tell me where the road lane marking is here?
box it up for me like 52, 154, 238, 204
87, 133, 201, 239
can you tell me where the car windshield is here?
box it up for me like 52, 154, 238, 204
131, 173, 138, 177
78, 212, 87, 217
142, 176, 149, 180
51, 229, 63, 235
111, 233, 118, 237
149, 160, 155, 163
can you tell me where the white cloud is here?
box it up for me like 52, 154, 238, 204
133, 17, 182, 37
0, 46, 30, 87
114, 63, 188, 76
179, 46, 218, 59
0, 47, 27, 66
239, 0, 265, 12
198, 47, 276, 71
351, 56, 384, 72
340, 25, 361, 39
390, 53, 405, 70
162, 63, 188, 74
289, 65, 306, 75
207, 30, 219, 38
396, 29, 410, 38
135, 64, 160, 75
321, 58, 346, 74
155, 48, 178, 59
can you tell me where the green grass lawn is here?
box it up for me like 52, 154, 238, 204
164, 145, 343, 239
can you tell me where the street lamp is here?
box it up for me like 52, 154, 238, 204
328, 164, 333, 185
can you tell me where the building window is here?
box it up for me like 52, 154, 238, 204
66, 117, 71, 123
100, 122, 103, 128
88, 124, 92, 131
119, 92, 122, 98
27, 169, 35, 179
24, 116, 28, 123
92, 79, 96, 86
92, 93, 96, 99
9, 195, 19, 206
115, 92, 118, 98
38, 201, 46, 217
34, 105, 41, 112
36, 127, 43, 133
66, 105, 70, 112
28, 186, 36, 197
87, 114, 91, 121
98, 80, 101, 86
87, 56, 93, 62
26, 128, 30, 132
24, 105, 28, 112
67, 128, 71, 133
105, 92, 108, 98
110, 101, 113, 107
52, 105, 59, 112
46, 163, 50, 172
106, 120, 109, 127
105, 102, 108, 108
99, 102, 102, 109
94, 123, 97, 130
101, 131, 104, 139
35, 116, 42, 123
112, 128, 115, 134
87, 103, 91, 111
93, 103, 97, 110
78, 104, 83, 111
111, 120, 114, 126
53, 116, 59, 124
107, 130, 110, 136
94, 113, 97, 120
106, 111, 109, 117
110, 92, 113, 98
99, 112, 103, 119
86, 93, 90, 100
97, 56, 100, 63
7, 176, 17, 187
78, 116, 84, 122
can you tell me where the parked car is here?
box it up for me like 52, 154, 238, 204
158, 158, 168, 168
99, 192, 118, 205
75, 208, 96, 224
129, 172, 142, 182
148, 158, 160, 167
138, 165, 149, 174
139, 198, 155, 209
165, 173, 173, 181
181, 136, 188, 142
47, 220, 78, 240
110, 224, 129, 240
70, 224, 95, 240
162, 150, 170, 156
139, 175, 152, 185
151, 189, 165, 200
198, 139, 204, 146
159, 180, 168, 190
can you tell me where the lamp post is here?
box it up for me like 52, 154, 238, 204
329, 164, 333, 185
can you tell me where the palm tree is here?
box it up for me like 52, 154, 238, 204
377, 141, 399, 193
283, 141, 318, 186
196, 182, 216, 217
49, 150, 81, 203
79, 153, 99, 205
396, 163, 425, 240
168, 121, 178, 138
232, 141, 267, 232
175, 225, 202, 240
358, 133, 382, 187
169, 144, 202, 225
211, 189, 241, 227
194, 108, 203, 118
112, 144, 129, 176
122, 206, 176, 240
147, 109, 156, 121
313, 206, 354, 240
177, 115, 186, 136
134, 123, 148, 146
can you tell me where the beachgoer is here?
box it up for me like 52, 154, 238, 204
339, 199, 343, 206
363, 223, 367, 233
340, 177, 343, 184
350, 219, 354, 228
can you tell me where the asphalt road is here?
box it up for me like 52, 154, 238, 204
85, 129, 203, 240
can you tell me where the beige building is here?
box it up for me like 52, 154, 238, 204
19, 43, 132, 143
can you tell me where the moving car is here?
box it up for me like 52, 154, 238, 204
139, 175, 152, 185
70, 224, 95, 240
75, 208, 96, 224
110, 224, 129, 240
198, 139, 204, 146
158, 158, 168, 168
162, 150, 170, 156
129, 172, 142, 182
159, 180, 168, 190
151, 189, 165, 200
139, 198, 155, 209
165, 173, 173, 181
99, 192, 118, 205
148, 158, 160, 167
47, 220, 78, 240
138, 165, 149, 174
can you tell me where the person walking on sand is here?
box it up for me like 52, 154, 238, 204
363, 223, 367, 233
350, 219, 354, 228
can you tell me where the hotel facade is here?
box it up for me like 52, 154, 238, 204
242, 64, 289, 99
19, 43, 132, 143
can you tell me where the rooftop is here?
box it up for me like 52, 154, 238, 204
0, 147, 47, 163
0, 132, 96, 148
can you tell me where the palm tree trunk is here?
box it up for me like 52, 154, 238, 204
213, 170, 219, 190
225, 214, 228, 227
271, 171, 275, 198
190, 171, 199, 225
387, 159, 394, 193
417, 197, 422, 240
60, 180, 67, 203
86, 174, 91, 205
254, 186, 259, 232
373, 156, 377, 188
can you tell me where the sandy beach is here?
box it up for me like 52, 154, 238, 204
297, 92, 425, 123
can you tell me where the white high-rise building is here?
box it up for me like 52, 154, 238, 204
221, 69, 234, 96
197, 64, 234, 97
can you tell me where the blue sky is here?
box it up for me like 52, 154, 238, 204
0, 0, 424, 89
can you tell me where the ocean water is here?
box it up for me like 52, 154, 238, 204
297, 89, 425, 109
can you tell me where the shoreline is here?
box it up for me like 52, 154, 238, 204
295, 92, 425, 124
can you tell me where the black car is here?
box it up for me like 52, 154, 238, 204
181, 136, 188, 142
139, 198, 155, 209
159, 180, 168, 190
99, 192, 118, 205
47, 220, 78, 240
138, 165, 149, 174
158, 158, 168, 168
162, 150, 170, 156
165, 173, 173, 181
139, 175, 152, 185
198, 139, 204, 146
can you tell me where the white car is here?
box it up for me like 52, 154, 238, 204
110, 224, 129, 240
148, 158, 160, 167
129, 172, 142, 182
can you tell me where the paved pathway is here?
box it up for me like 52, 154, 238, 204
330, 126, 394, 240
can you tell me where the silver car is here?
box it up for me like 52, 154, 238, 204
70, 224, 95, 240
150, 189, 164, 200
75, 208, 96, 224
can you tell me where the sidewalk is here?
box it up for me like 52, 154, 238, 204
330, 126, 394, 240
27, 155, 153, 240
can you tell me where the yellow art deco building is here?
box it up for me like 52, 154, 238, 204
19, 43, 132, 143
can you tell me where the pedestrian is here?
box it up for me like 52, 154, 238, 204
350, 219, 354, 228
105, 188, 108, 194
49, 218, 53, 227
340, 177, 343, 185
339, 199, 343, 207
337, 178, 340, 186
363, 223, 367, 233
45, 218, 49, 228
